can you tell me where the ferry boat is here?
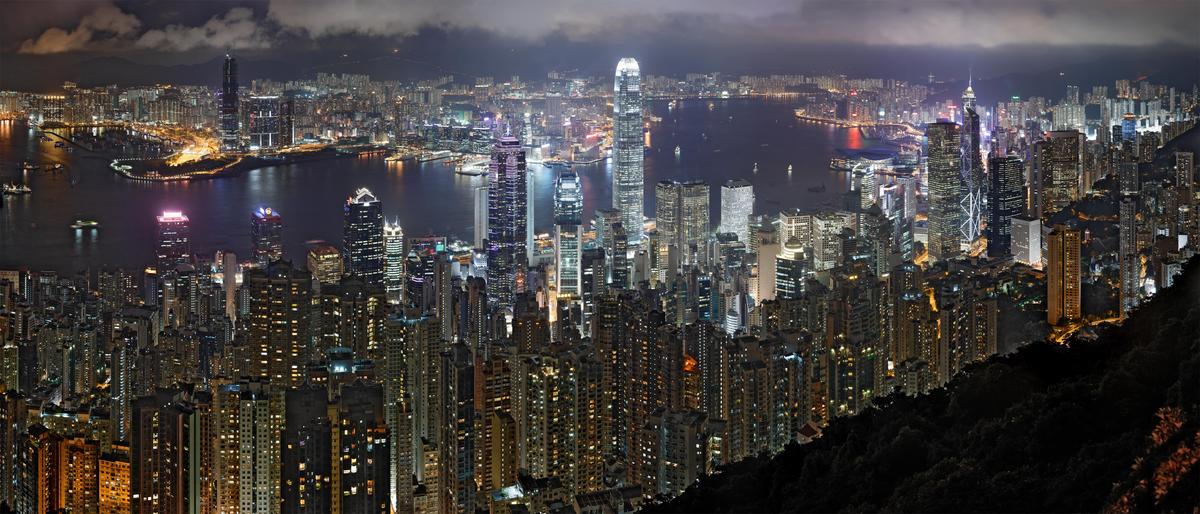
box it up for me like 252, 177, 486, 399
3, 183, 32, 195
542, 157, 569, 168
70, 219, 100, 230
753, 162, 758, 174
22, 161, 38, 171
674, 145, 681, 157
787, 164, 793, 174
829, 157, 852, 171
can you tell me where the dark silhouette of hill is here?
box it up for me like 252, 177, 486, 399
653, 260, 1200, 513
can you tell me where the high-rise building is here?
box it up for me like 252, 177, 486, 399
473, 185, 488, 249
486, 137, 528, 309
1039, 130, 1083, 216
307, 243, 344, 285
613, 58, 645, 237
926, 121, 963, 261
1046, 224, 1081, 325
656, 180, 709, 265
247, 95, 281, 149
384, 221, 405, 304
1119, 195, 1139, 317
343, 188, 385, 287
961, 81, 984, 242
281, 385, 331, 514
251, 206, 283, 267
156, 211, 192, 271
244, 260, 313, 387
719, 179, 754, 244
1010, 216, 1042, 268
220, 54, 239, 151
987, 155, 1024, 259
132, 390, 199, 514
555, 169, 583, 298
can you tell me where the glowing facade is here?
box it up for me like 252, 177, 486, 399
343, 188, 385, 287
613, 58, 645, 238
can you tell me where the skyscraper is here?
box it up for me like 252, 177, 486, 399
247, 95, 281, 149
987, 155, 1024, 259
1046, 224, 1081, 326
244, 260, 312, 387
1118, 195, 1139, 317
307, 243, 344, 285
343, 188, 385, 287
926, 121, 964, 262
1039, 130, 1083, 216
613, 58, 645, 237
961, 80, 984, 243
555, 169, 583, 298
251, 206, 283, 267
156, 211, 192, 271
384, 221, 404, 304
473, 185, 488, 249
719, 179, 754, 244
487, 137, 528, 309
220, 54, 239, 151
655, 180, 709, 265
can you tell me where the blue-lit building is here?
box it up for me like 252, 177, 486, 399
486, 137, 528, 309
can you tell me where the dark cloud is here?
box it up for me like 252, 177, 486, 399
8, 0, 1199, 57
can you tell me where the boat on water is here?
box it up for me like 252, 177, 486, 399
54, 141, 65, 148
51, 163, 64, 171
542, 157, 569, 168
22, 161, 38, 171
674, 145, 681, 156
70, 219, 100, 230
753, 162, 758, 174
787, 164, 793, 174
3, 183, 32, 195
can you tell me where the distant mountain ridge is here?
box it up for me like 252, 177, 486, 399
652, 259, 1200, 512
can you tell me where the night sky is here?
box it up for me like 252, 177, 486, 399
2, 0, 1197, 90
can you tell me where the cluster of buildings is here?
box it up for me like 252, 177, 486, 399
0, 56, 1198, 514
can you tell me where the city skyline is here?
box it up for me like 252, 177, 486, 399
1, 2, 1199, 513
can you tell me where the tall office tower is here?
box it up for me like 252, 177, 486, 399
1039, 130, 1084, 216
1175, 152, 1195, 190
251, 206, 283, 267
1121, 112, 1137, 143
1119, 196, 1140, 317
384, 221, 404, 304
1046, 224, 1081, 326
440, 343, 475, 514
555, 169, 583, 297
775, 240, 807, 300
281, 385, 331, 514
656, 180, 710, 265
613, 58, 645, 236
156, 211, 192, 271
987, 155, 1025, 259
926, 121, 964, 261
750, 224, 779, 305
961, 80, 984, 242
244, 260, 313, 387
473, 185, 488, 248
220, 54, 239, 151
306, 243, 343, 285
1011, 216, 1042, 268
719, 179, 755, 243
1119, 162, 1140, 194
335, 381, 390, 514
247, 96, 281, 149
132, 390, 199, 514
486, 137, 528, 309
343, 187, 385, 287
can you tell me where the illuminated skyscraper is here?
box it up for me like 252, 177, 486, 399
961, 79, 984, 242
1038, 130, 1083, 216
1046, 224, 1081, 325
306, 243, 344, 285
719, 179, 754, 244
1119, 195, 1139, 317
247, 96, 281, 149
987, 155, 1024, 259
655, 180, 709, 265
244, 260, 312, 387
486, 137, 528, 309
156, 211, 192, 271
343, 188, 385, 287
220, 54, 239, 151
926, 121, 963, 261
555, 169, 583, 297
251, 206, 283, 267
384, 221, 404, 304
613, 58, 645, 237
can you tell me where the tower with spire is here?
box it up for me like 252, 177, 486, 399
959, 68, 984, 244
